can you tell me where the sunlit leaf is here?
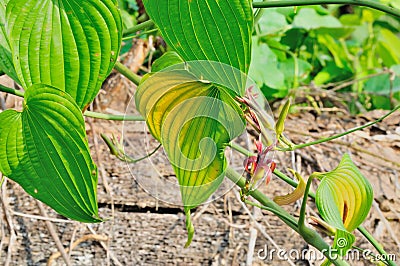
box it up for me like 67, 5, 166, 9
0, 84, 100, 222
151, 51, 184, 72
315, 153, 373, 263
6, 0, 122, 109
143, 0, 253, 74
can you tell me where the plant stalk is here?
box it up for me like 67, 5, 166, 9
0, 84, 24, 98
114, 61, 142, 86
252, 0, 400, 18
225, 167, 348, 266
122, 20, 155, 37
0, 84, 145, 121
84, 111, 144, 121
277, 105, 400, 151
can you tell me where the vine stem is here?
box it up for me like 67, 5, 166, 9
113, 61, 141, 86
0, 84, 24, 97
358, 226, 397, 266
0, 84, 145, 121
225, 167, 348, 266
277, 104, 400, 151
84, 111, 144, 121
252, 0, 400, 18
122, 20, 155, 37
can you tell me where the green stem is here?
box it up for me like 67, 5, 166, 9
252, 0, 400, 18
0, 84, 24, 98
358, 226, 397, 266
225, 167, 348, 266
227, 142, 256, 157
122, 20, 155, 37
114, 61, 142, 86
0, 84, 145, 121
122, 28, 159, 41
278, 105, 400, 151
84, 111, 144, 121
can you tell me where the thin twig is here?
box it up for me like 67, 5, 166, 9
10, 210, 76, 223
253, 0, 400, 18
0, 178, 17, 266
372, 201, 400, 249
47, 234, 108, 266
36, 201, 72, 266
86, 225, 123, 266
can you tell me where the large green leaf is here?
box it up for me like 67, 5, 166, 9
136, 62, 246, 245
6, 0, 122, 109
315, 153, 373, 264
0, 84, 100, 222
143, 0, 253, 74
0, 0, 19, 82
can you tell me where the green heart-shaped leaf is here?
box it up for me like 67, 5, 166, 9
315, 153, 373, 263
0, 0, 19, 82
0, 84, 100, 222
136, 62, 246, 245
6, 0, 122, 109
143, 0, 253, 74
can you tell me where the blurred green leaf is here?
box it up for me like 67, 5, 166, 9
314, 62, 353, 85
364, 65, 400, 95
292, 8, 342, 30
376, 29, 400, 67
257, 9, 289, 35
249, 39, 285, 90
314, 27, 354, 39
278, 58, 313, 87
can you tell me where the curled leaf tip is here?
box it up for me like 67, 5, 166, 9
275, 99, 291, 138
273, 168, 306, 205
184, 209, 195, 248
309, 216, 336, 236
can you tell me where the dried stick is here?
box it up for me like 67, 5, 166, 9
36, 201, 72, 266
47, 234, 108, 266
0, 178, 17, 266
86, 225, 123, 266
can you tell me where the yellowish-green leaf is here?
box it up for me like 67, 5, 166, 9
315, 153, 373, 264
274, 168, 306, 205
135, 62, 247, 246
